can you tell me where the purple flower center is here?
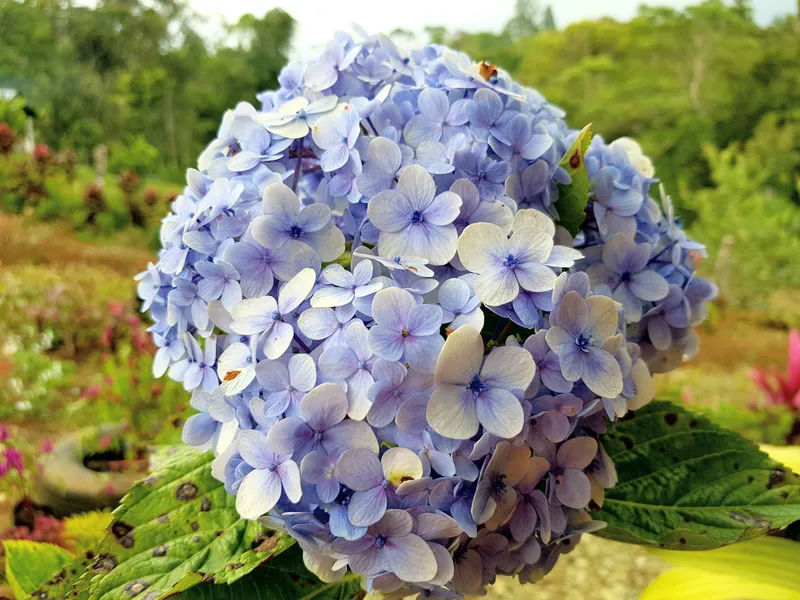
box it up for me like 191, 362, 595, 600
575, 333, 592, 352
262, 254, 271, 264
490, 473, 506, 497
313, 431, 323, 441
392, 389, 401, 397
401, 329, 410, 337
502, 254, 519, 268
381, 479, 390, 489
271, 310, 282, 320
375, 535, 387, 548
411, 210, 425, 224
357, 361, 366, 369
296, 108, 307, 118
468, 374, 488, 397
287, 384, 295, 392
267, 464, 278, 472
289, 224, 303, 239
620, 271, 632, 283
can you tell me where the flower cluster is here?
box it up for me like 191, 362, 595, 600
138, 27, 715, 597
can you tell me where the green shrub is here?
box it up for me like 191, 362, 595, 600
108, 135, 160, 177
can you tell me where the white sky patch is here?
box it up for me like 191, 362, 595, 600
186, 0, 795, 58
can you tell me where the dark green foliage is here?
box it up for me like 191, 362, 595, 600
0, 0, 294, 181
591, 401, 800, 549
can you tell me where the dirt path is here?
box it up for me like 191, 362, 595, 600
484, 536, 666, 600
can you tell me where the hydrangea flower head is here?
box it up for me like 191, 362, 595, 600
139, 25, 715, 597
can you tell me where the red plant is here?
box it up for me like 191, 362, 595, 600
1, 514, 66, 548
32, 143, 51, 177
750, 330, 800, 411
0, 122, 16, 156
143, 187, 159, 206
83, 182, 107, 225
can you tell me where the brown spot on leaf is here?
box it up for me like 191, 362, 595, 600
202, 574, 215, 584
747, 476, 755, 483
689, 419, 698, 428
152, 545, 168, 557
158, 513, 170, 523
93, 554, 117, 573
176, 482, 198, 500
111, 521, 134, 539
119, 533, 135, 549
568, 150, 581, 169
191, 522, 200, 532
124, 581, 149, 597
767, 468, 786, 489
200, 497, 212, 512
679, 537, 687, 545
228, 563, 245, 570
664, 413, 678, 426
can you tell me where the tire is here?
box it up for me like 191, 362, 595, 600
33, 424, 142, 518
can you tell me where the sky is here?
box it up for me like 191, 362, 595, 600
187, 0, 797, 58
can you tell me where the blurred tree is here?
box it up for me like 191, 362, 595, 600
504, 0, 542, 41
0, 0, 293, 179
542, 6, 556, 30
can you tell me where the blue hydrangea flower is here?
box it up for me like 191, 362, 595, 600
266, 383, 378, 460
251, 183, 344, 262
587, 234, 669, 322
311, 261, 383, 309
235, 429, 302, 519
312, 106, 361, 172
229, 268, 316, 359
139, 25, 718, 593
336, 448, 423, 526
402, 88, 469, 148
368, 165, 462, 266
545, 291, 623, 398
426, 326, 534, 439
368, 288, 444, 373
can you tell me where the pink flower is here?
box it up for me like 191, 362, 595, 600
0, 424, 9, 443
750, 329, 800, 411
41, 438, 54, 454
81, 384, 101, 399
98, 434, 113, 449
5, 447, 24, 472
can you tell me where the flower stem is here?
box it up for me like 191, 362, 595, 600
490, 318, 508, 342
291, 138, 303, 193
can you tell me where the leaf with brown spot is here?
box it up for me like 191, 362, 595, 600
81, 447, 294, 600
553, 123, 593, 236
591, 401, 800, 549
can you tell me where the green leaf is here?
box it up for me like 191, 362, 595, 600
81, 446, 294, 600
553, 123, 593, 236
172, 547, 363, 600
591, 401, 800, 549
63, 510, 114, 555
3, 540, 74, 599
642, 536, 800, 600
33, 553, 95, 600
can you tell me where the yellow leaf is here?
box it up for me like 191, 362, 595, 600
643, 537, 800, 599
641, 568, 800, 600
762, 444, 800, 473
